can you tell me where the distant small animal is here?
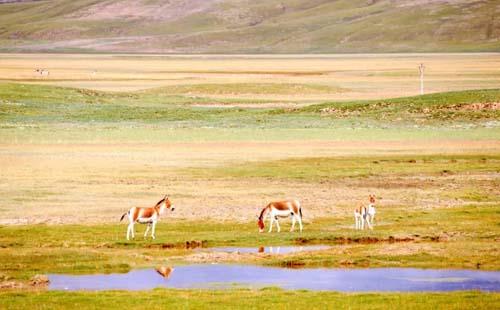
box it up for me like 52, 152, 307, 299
120, 195, 175, 240
257, 200, 303, 233
34, 68, 50, 77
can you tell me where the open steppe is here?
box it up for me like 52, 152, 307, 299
0, 53, 498, 308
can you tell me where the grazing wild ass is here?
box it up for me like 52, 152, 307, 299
120, 195, 175, 240
257, 200, 303, 233
354, 194, 376, 230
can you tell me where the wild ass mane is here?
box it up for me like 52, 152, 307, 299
154, 198, 166, 207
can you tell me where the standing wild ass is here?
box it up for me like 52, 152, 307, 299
257, 200, 303, 233
354, 194, 376, 230
120, 195, 175, 240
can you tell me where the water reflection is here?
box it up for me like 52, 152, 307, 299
49, 265, 500, 292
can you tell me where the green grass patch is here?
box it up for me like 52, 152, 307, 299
0, 290, 498, 309
0, 204, 498, 280
297, 89, 500, 122
183, 154, 500, 182
1, 84, 499, 127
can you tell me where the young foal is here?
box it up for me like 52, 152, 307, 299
257, 200, 303, 233
120, 195, 174, 240
354, 195, 376, 230
367, 194, 376, 225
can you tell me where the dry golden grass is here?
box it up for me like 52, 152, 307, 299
1, 53, 499, 101
0, 140, 498, 224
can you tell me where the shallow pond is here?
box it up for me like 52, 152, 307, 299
205, 245, 330, 254
49, 264, 500, 292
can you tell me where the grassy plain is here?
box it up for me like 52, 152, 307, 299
0, 290, 498, 309
1, 53, 499, 99
0, 54, 499, 308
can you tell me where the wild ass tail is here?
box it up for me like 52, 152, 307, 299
120, 212, 128, 222
299, 207, 303, 219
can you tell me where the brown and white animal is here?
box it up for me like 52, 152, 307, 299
257, 200, 303, 233
354, 206, 369, 230
354, 195, 376, 230
34, 68, 50, 77
367, 194, 376, 225
120, 195, 175, 240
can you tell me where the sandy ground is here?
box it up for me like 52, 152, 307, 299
0, 140, 498, 225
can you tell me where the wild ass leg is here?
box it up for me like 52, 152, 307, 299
298, 215, 303, 232
151, 220, 157, 239
290, 215, 296, 232
268, 216, 274, 233
127, 223, 131, 240
275, 217, 281, 233
127, 222, 135, 240
144, 224, 151, 239
365, 216, 373, 230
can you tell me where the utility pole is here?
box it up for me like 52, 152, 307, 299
418, 63, 425, 95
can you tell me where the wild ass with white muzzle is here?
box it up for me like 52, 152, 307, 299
257, 200, 303, 233
120, 195, 175, 240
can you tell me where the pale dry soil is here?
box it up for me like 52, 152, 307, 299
0, 140, 498, 224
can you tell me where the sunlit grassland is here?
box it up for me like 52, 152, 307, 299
1, 54, 499, 100
0, 71, 499, 307
183, 154, 500, 181
0, 204, 498, 282
1, 84, 499, 124
1, 83, 499, 144
2, 126, 499, 144
0, 290, 498, 309
152, 83, 346, 95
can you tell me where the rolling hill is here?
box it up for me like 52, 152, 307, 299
0, 0, 499, 53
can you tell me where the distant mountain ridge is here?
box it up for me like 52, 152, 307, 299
0, 0, 498, 53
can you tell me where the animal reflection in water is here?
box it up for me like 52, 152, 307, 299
354, 194, 376, 230
257, 200, 303, 233
120, 195, 175, 240
266, 246, 305, 254
156, 266, 174, 278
